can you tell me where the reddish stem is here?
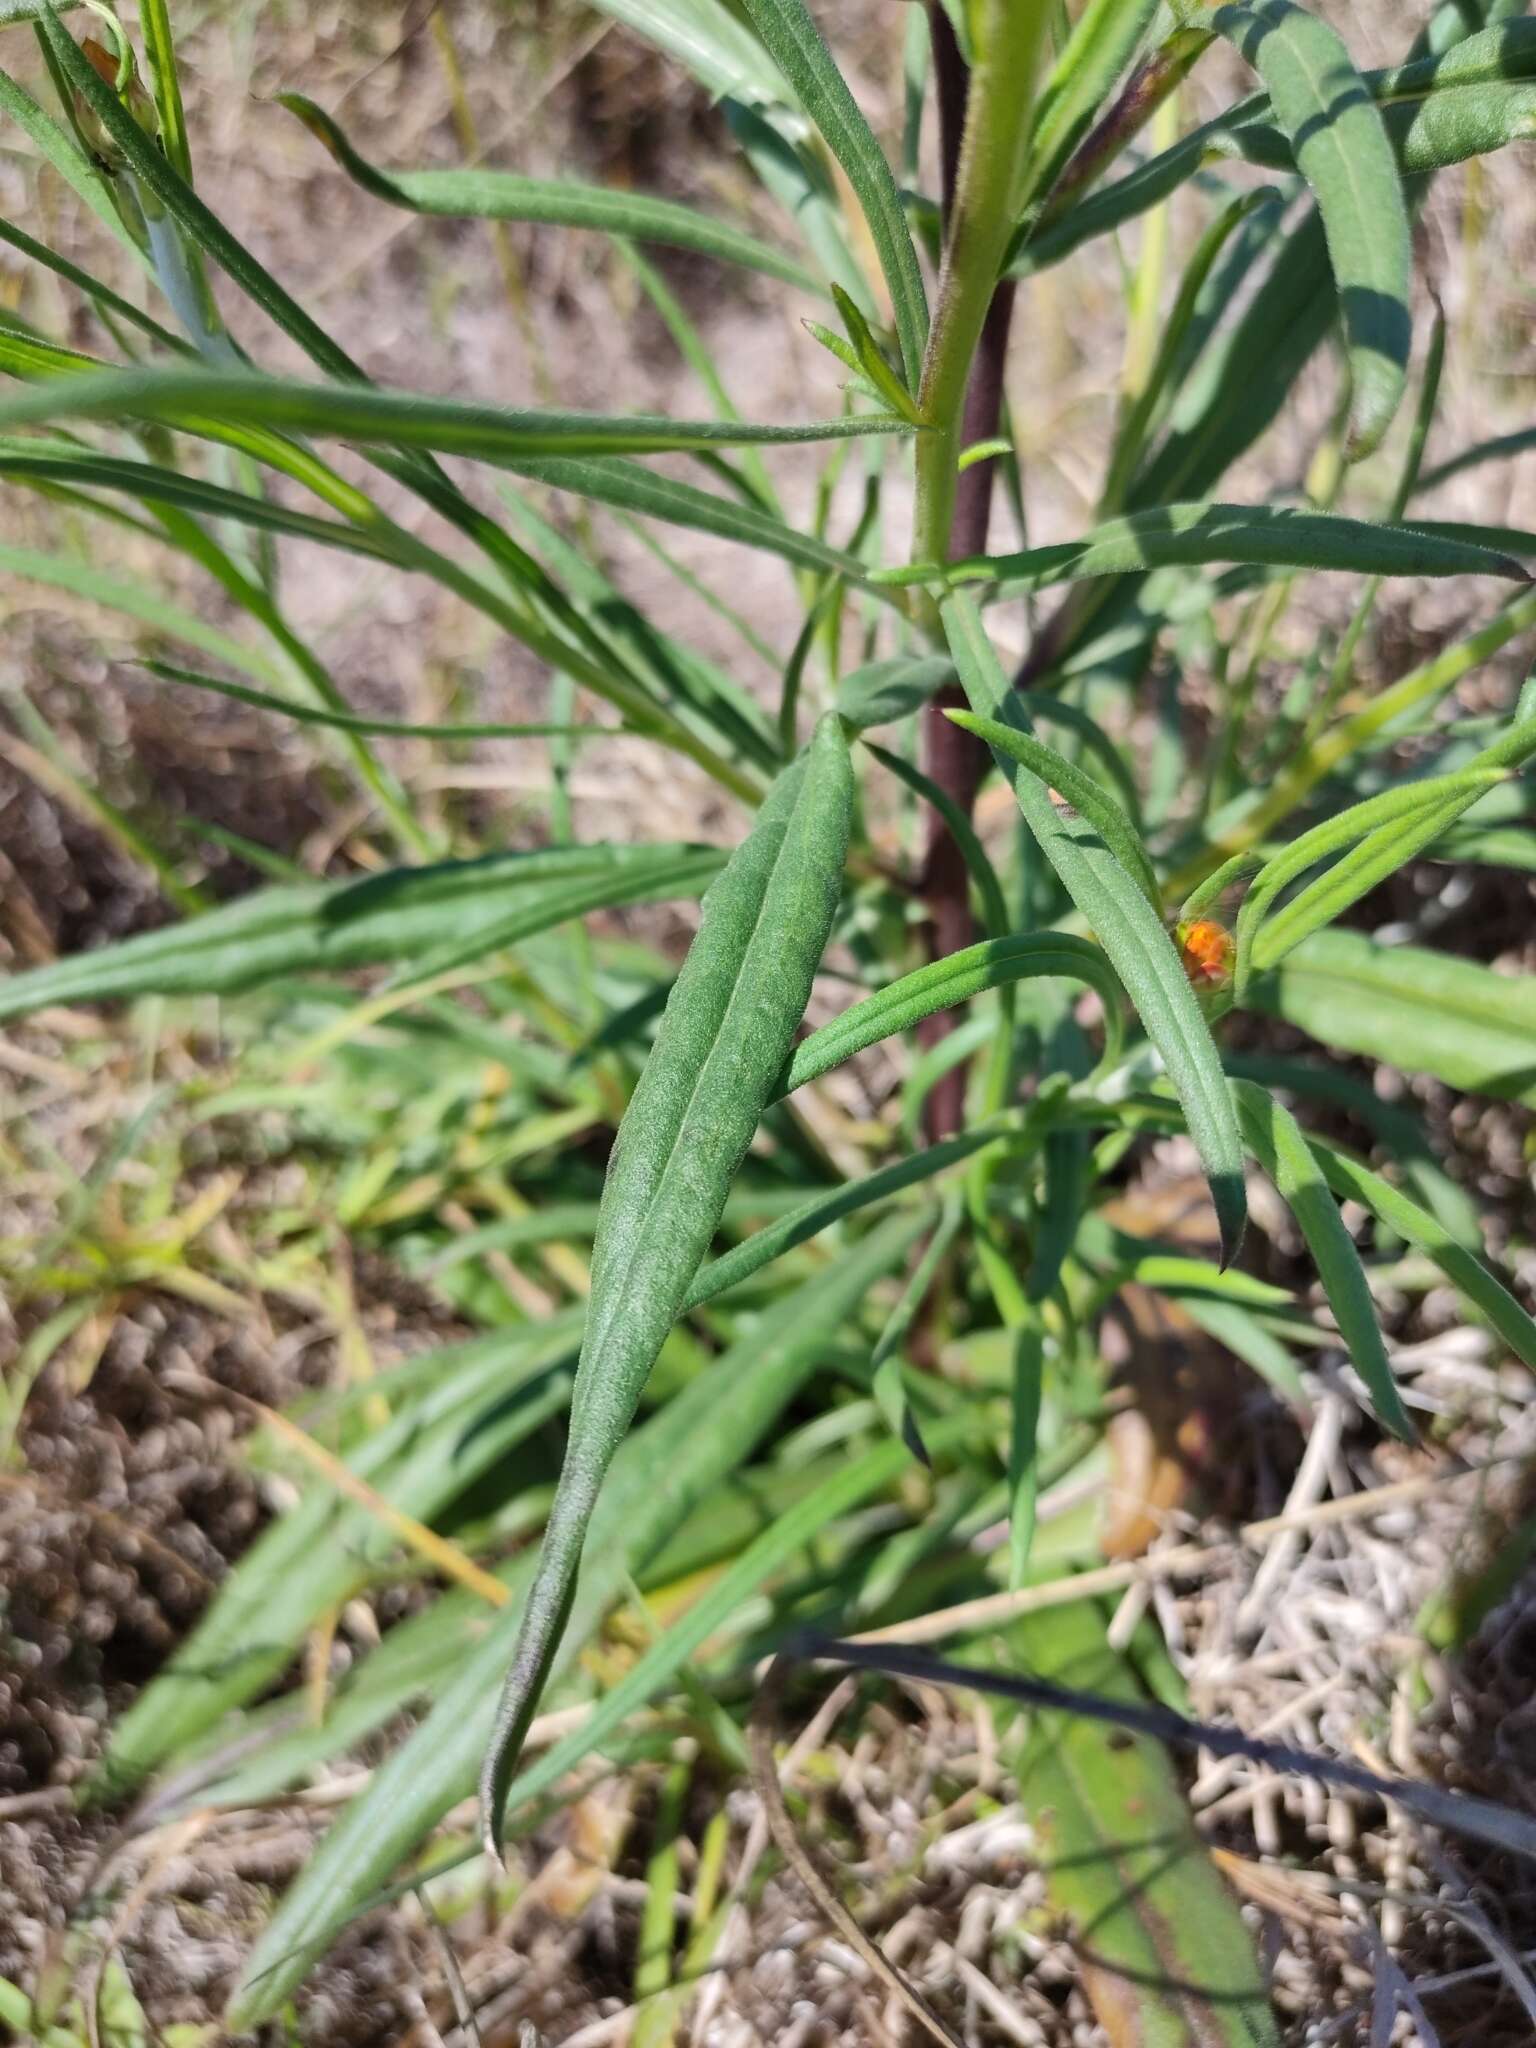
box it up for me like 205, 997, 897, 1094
916, 4, 1017, 1143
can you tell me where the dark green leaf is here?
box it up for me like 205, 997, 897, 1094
883, 501, 1529, 591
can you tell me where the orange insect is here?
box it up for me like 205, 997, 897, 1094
1175, 916, 1235, 993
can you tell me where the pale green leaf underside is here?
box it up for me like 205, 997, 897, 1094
479, 719, 854, 1849
277, 91, 821, 292
1248, 927, 1536, 1108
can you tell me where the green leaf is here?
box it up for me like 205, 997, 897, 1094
501, 455, 866, 580
478, 717, 854, 1848
990, 1604, 1281, 2048
1247, 927, 1536, 1107
865, 739, 1012, 940
1234, 769, 1507, 991
497, 1371, 974, 1835
0, 844, 725, 1022
139, 0, 192, 184
138, 660, 607, 745
943, 711, 1163, 913
0, 61, 140, 254
882, 501, 1529, 591
227, 1207, 924, 2027
834, 654, 954, 729
0, 540, 287, 684
277, 91, 820, 291
586, 0, 792, 107
0, 364, 911, 460
93, 1322, 583, 1797
828, 281, 923, 423
942, 592, 1246, 1263
1303, 1136, 1536, 1376
1232, 1082, 1412, 1438
0, 437, 404, 565
1210, 1, 1411, 458
1245, 783, 1512, 982
734, 0, 929, 387
1022, 0, 1162, 211
775, 934, 1126, 1096
682, 1132, 997, 1309
1018, 16, 1536, 282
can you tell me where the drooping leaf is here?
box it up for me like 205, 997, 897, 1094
227, 1207, 923, 2026
942, 593, 1247, 1262
1232, 1082, 1412, 1438
277, 91, 820, 290
882, 501, 1529, 591
1304, 1136, 1536, 1375
0, 845, 725, 1022
478, 717, 854, 1848
500, 455, 866, 580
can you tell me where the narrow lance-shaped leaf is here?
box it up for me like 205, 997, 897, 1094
500, 455, 868, 582
1236, 770, 1508, 989
880, 501, 1529, 591
93, 1321, 584, 1797
0, 364, 911, 459
734, 0, 929, 387
941, 592, 1247, 1262
834, 654, 954, 729
773, 933, 1127, 1096
0, 845, 725, 1023
479, 716, 855, 1849
1232, 1082, 1413, 1439
277, 91, 821, 291
942, 714, 1163, 913
682, 1132, 998, 1310
1210, 0, 1411, 459
1016, 18, 1536, 280
1248, 927, 1536, 1109
1233, 769, 1507, 989
1304, 1133, 1536, 1376
228, 1206, 923, 2027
